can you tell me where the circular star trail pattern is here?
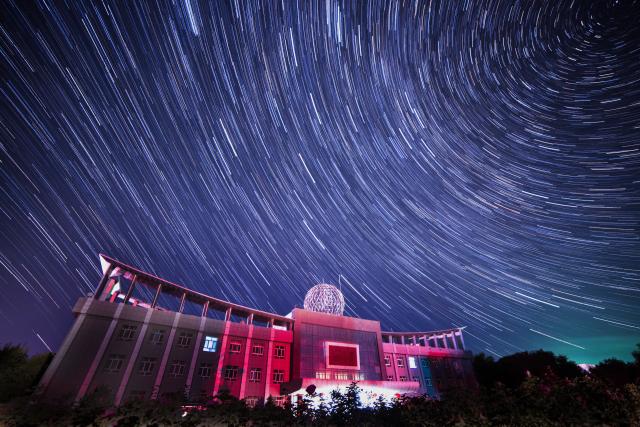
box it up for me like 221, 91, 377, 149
1, 0, 639, 363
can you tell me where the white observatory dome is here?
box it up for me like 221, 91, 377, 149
303, 283, 345, 316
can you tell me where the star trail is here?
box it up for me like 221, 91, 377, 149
1, 0, 639, 364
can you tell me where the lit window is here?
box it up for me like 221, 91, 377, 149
229, 342, 242, 353
203, 336, 218, 352
150, 329, 165, 345
168, 360, 185, 377
384, 355, 391, 366
397, 357, 404, 367
272, 369, 285, 383
177, 332, 193, 348
224, 366, 239, 380
274, 396, 287, 407
252, 344, 264, 355
274, 345, 285, 358
409, 357, 417, 369
353, 372, 364, 381
315, 371, 329, 379
335, 372, 349, 380
249, 368, 262, 382
118, 325, 137, 341
199, 363, 212, 378
105, 354, 125, 372
245, 396, 259, 408
399, 376, 408, 382
138, 357, 156, 376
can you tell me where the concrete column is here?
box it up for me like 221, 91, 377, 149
95, 264, 115, 299
151, 284, 163, 308
36, 297, 95, 397
238, 324, 254, 399
224, 307, 232, 322
451, 333, 458, 350
212, 321, 231, 396
263, 328, 276, 401
75, 303, 125, 402
202, 301, 209, 317
123, 275, 138, 305
114, 308, 154, 405
151, 312, 182, 399
185, 315, 207, 400
458, 330, 466, 350
178, 293, 186, 313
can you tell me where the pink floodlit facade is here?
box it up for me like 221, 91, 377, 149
37, 255, 475, 406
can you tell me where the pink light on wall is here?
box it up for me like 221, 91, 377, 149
325, 342, 360, 370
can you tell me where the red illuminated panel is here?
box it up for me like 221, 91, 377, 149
325, 342, 360, 370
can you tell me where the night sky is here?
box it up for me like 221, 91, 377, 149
1, 0, 639, 365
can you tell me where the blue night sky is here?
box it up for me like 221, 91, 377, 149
1, 0, 639, 365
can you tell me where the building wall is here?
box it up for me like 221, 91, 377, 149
382, 342, 475, 396
40, 298, 293, 405
40, 297, 473, 406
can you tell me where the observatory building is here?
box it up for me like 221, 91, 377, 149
37, 255, 475, 407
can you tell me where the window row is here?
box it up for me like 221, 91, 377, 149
115, 327, 287, 359
108, 354, 288, 383
383, 355, 419, 368
315, 371, 364, 381
223, 366, 286, 383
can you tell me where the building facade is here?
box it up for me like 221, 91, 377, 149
37, 255, 475, 406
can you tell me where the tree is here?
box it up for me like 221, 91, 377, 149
0, 344, 52, 403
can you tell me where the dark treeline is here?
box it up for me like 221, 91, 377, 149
1, 343, 639, 426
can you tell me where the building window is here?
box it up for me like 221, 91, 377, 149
168, 360, 186, 377
138, 357, 156, 376
315, 371, 329, 380
425, 378, 432, 386
353, 372, 364, 381
199, 363, 212, 378
245, 396, 259, 408
421, 358, 429, 368
409, 357, 417, 369
251, 344, 264, 356
397, 357, 405, 368
387, 375, 393, 381
203, 336, 218, 352
118, 325, 137, 341
224, 366, 239, 380
229, 342, 242, 353
399, 376, 408, 382
335, 372, 349, 380
272, 369, 284, 383
384, 355, 391, 366
177, 332, 193, 348
274, 396, 287, 407
249, 368, 262, 382
274, 345, 285, 358
105, 354, 125, 372
412, 376, 419, 381
150, 329, 165, 345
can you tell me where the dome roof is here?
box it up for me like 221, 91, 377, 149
303, 283, 345, 316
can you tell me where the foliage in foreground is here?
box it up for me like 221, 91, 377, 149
1, 344, 639, 426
